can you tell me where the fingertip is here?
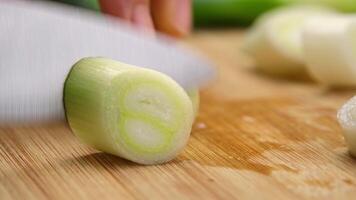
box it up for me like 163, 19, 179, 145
98, 0, 131, 19
131, 2, 156, 36
151, 0, 192, 38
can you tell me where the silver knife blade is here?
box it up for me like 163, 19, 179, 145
0, 1, 215, 124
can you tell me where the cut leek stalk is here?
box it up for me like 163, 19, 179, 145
187, 90, 200, 118
241, 6, 334, 76
337, 96, 356, 157
64, 57, 195, 165
302, 16, 356, 86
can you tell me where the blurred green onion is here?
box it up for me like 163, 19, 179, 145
193, 0, 356, 26
54, 0, 100, 11
193, 0, 285, 26
283, 0, 356, 12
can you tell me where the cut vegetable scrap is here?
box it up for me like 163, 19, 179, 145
187, 90, 200, 118
337, 96, 356, 157
241, 6, 334, 76
64, 57, 195, 165
302, 15, 356, 86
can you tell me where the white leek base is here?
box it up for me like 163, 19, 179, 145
303, 15, 356, 86
242, 6, 334, 76
337, 96, 356, 156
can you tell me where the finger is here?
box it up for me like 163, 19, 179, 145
151, 0, 191, 37
98, 0, 132, 20
131, 0, 155, 35
99, 0, 155, 35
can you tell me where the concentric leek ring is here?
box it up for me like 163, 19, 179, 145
64, 57, 196, 164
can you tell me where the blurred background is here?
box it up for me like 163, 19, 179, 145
50, 0, 356, 29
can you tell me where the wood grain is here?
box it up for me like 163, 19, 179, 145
1, 29, 356, 200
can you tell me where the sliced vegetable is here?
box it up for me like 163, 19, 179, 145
241, 6, 334, 76
302, 15, 356, 86
64, 57, 195, 165
187, 90, 200, 118
337, 96, 356, 157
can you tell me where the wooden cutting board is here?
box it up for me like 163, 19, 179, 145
1, 29, 356, 200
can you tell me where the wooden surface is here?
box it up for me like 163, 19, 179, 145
1, 29, 356, 200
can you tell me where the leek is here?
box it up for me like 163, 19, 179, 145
338, 96, 356, 157
64, 57, 195, 164
302, 15, 356, 86
241, 6, 334, 76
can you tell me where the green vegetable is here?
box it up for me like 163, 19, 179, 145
193, 0, 356, 26
282, 0, 356, 12
193, 0, 285, 26
64, 57, 195, 164
55, 0, 100, 11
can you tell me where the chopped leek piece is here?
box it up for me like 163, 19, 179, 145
302, 15, 356, 86
64, 57, 195, 164
187, 90, 200, 118
242, 6, 334, 76
337, 96, 356, 157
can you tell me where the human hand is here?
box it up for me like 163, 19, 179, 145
99, 0, 191, 37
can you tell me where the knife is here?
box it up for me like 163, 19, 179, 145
0, 1, 215, 124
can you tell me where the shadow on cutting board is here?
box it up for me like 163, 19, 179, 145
63, 152, 139, 169
247, 67, 315, 84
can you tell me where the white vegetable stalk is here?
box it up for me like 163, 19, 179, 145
242, 6, 334, 76
337, 96, 356, 157
64, 57, 195, 164
187, 90, 200, 118
302, 15, 356, 86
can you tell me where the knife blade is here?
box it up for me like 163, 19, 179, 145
0, 1, 215, 124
